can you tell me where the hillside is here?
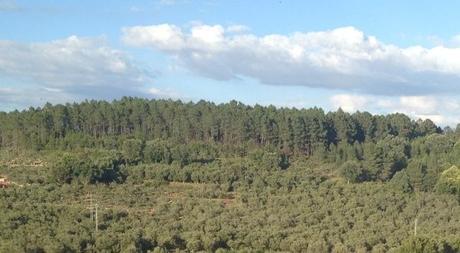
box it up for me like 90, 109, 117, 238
0, 98, 459, 252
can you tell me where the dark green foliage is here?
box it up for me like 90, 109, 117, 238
367, 136, 410, 181
330, 108, 359, 144
248, 148, 290, 171
50, 150, 123, 184
51, 154, 78, 184
406, 160, 429, 191
122, 139, 144, 165
2, 167, 459, 252
0, 98, 459, 252
396, 236, 459, 253
391, 171, 413, 193
0, 97, 437, 156
339, 160, 368, 183
143, 139, 172, 164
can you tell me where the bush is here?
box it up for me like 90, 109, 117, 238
50, 150, 124, 184
391, 171, 413, 193
340, 161, 368, 183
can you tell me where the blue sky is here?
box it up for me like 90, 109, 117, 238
1, 0, 460, 126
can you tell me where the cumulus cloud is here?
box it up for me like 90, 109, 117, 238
329, 94, 460, 126
147, 87, 181, 99
0, 36, 155, 108
0, 87, 76, 110
378, 96, 460, 126
399, 96, 438, 114
122, 23, 460, 96
330, 94, 369, 112
122, 25, 185, 51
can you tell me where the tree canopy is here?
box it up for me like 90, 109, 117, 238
0, 98, 458, 252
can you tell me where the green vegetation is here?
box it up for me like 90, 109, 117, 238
0, 98, 459, 252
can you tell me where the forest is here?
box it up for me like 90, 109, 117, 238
0, 97, 459, 252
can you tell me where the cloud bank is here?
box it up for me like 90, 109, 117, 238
0, 36, 155, 108
122, 24, 460, 96
330, 94, 460, 126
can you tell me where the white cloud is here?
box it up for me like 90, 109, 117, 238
399, 96, 438, 114
0, 86, 75, 110
342, 94, 460, 126
122, 23, 460, 96
330, 94, 369, 112
0, 36, 154, 108
376, 96, 439, 115
191, 25, 224, 44
378, 96, 445, 124
122, 24, 185, 51
147, 87, 181, 99
414, 114, 446, 124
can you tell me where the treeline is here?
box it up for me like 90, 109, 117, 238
3, 97, 460, 188
0, 97, 441, 153
3, 98, 460, 190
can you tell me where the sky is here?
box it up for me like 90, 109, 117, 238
1, 0, 460, 126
